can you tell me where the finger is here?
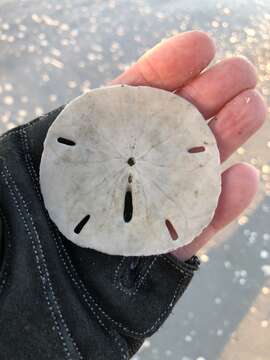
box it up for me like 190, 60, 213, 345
110, 31, 216, 90
178, 56, 257, 119
209, 89, 267, 162
171, 163, 259, 261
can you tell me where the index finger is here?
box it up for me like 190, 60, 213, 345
110, 31, 216, 91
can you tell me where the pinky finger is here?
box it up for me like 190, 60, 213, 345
171, 163, 259, 261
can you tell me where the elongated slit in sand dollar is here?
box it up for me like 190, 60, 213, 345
57, 137, 76, 146
40, 85, 221, 256
124, 189, 133, 223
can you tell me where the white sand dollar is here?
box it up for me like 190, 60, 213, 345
40, 85, 221, 256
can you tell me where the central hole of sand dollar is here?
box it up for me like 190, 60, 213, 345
127, 157, 135, 166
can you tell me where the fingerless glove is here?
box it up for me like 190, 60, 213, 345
0, 106, 200, 360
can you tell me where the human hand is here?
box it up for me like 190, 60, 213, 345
110, 30, 267, 261
0, 30, 267, 360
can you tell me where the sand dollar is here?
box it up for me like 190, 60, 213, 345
40, 85, 221, 256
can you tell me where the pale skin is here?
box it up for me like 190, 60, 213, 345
110, 30, 268, 261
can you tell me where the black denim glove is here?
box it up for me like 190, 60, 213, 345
0, 106, 200, 360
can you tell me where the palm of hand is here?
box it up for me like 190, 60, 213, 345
111, 31, 267, 261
